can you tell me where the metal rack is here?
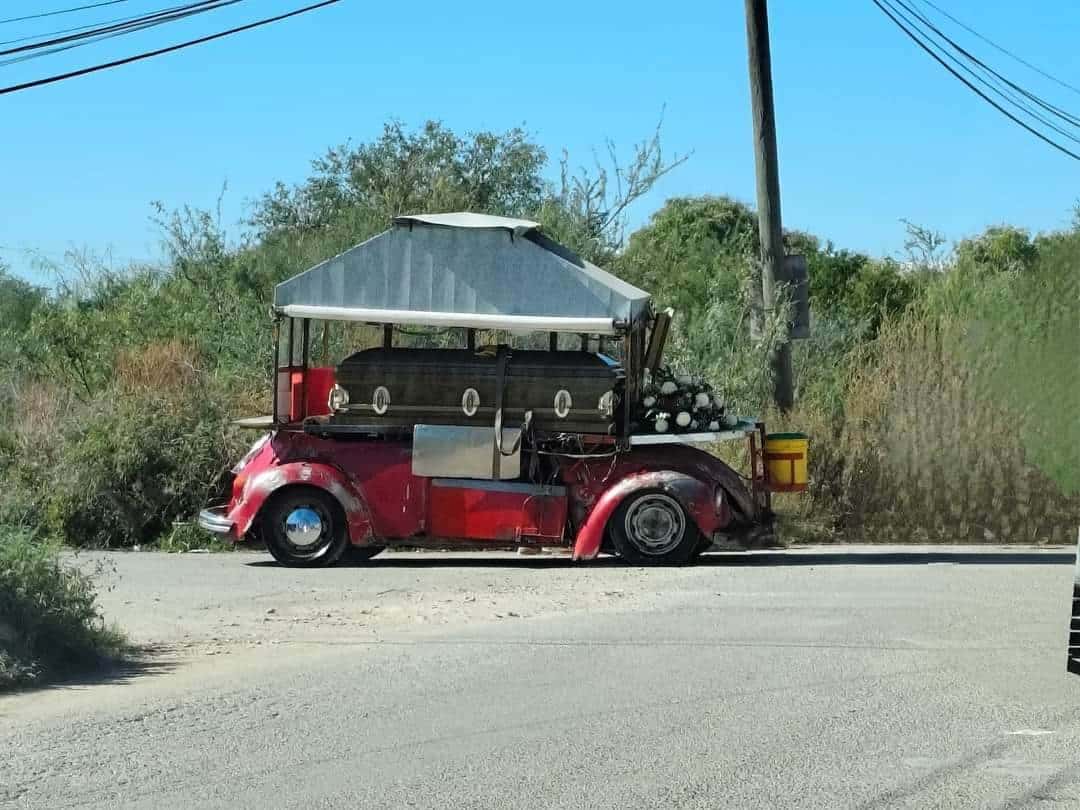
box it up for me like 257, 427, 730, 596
628, 420, 757, 446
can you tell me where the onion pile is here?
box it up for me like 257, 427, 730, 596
638, 367, 738, 434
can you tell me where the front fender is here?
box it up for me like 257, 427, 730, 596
230, 461, 376, 544
571, 471, 725, 561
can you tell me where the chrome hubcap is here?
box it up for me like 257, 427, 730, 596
284, 507, 324, 549
624, 494, 685, 555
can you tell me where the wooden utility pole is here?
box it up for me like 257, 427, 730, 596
744, 0, 794, 412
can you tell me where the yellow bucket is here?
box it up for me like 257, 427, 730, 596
765, 432, 809, 493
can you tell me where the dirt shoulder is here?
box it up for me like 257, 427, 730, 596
71, 548, 671, 656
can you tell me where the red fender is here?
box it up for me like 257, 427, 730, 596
571, 470, 726, 560
230, 461, 376, 545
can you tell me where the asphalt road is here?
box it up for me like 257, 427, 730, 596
2, 546, 1078, 809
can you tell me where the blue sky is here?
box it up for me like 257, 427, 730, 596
2, 0, 1079, 283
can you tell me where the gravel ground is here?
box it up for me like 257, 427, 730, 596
1, 545, 1078, 809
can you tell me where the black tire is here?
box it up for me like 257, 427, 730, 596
342, 545, 386, 563
609, 488, 700, 565
262, 487, 349, 568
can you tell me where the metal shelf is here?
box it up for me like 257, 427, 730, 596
629, 420, 757, 446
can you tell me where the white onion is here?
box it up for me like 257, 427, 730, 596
694, 392, 710, 409
654, 417, 669, 433
660, 381, 678, 395
675, 411, 692, 427
708, 420, 720, 431
722, 413, 739, 428
642, 395, 656, 408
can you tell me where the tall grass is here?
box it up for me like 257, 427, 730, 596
773, 247, 1080, 544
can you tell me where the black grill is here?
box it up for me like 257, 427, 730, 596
1069, 582, 1080, 676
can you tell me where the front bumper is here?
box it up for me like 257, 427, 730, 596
197, 506, 234, 536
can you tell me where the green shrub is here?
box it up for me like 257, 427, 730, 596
0, 529, 125, 688
44, 382, 243, 548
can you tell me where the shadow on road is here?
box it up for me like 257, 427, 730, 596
245, 548, 1076, 570
8, 645, 180, 696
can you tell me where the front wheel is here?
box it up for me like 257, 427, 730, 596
609, 489, 700, 565
263, 487, 349, 568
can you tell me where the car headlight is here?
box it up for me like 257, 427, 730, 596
328, 384, 350, 412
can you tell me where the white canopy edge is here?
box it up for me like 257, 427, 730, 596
279, 305, 619, 335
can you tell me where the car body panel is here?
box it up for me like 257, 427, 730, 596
216, 431, 754, 556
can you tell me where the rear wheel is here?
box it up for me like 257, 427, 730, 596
609, 489, 699, 565
263, 487, 348, 568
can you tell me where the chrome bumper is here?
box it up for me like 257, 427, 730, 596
197, 507, 234, 535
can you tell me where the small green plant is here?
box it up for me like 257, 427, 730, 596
157, 521, 233, 553
0, 529, 125, 689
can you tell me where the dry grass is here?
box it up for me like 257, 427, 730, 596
113, 339, 201, 395
781, 315, 1080, 544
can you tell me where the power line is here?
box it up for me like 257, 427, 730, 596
870, 0, 1080, 161
1, 0, 226, 53
896, 0, 1080, 130
882, 0, 1080, 146
915, 0, 1080, 99
0, 1, 131, 26
0, 2, 213, 46
0, 1, 245, 65
0, 0, 341, 96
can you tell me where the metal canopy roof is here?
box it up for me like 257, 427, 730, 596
273, 213, 651, 334
393, 212, 541, 233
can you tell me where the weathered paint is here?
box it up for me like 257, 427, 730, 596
568, 470, 721, 560
561, 444, 754, 560
235, 461, 374, 543
217, 429, 758, 559
221, 431, 425, 546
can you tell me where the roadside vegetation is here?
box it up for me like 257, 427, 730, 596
0, 529, 125, 689
0, 119, 1076, 556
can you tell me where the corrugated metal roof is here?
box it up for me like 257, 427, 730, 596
273, 213, 651, 332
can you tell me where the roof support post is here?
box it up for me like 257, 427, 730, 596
271, 315, 281, 425
300, 318, 310, 421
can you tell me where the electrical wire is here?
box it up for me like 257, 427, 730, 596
1, 0, 229, 55
881, 0, 1080, 147
915, 0, 1080, 99
895, 0, 1080, 130
870, 0, 1080, 161
0, 1, 218, 46
0, 0, 341, 96
0, 1, 130, 26
0, 1, 246, 66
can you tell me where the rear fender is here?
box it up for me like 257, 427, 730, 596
231, 461, 376, 544
571, 471, 724, 561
